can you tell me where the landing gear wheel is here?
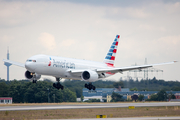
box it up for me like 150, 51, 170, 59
88, 85, 92, 90
53, 77, 64, 90
85, 83, 96, 90
61, 86, 64, 90
57, 82, 61, 88
85, 83, 88, 88
53, 83, 56, 88
32, 80, 37, 83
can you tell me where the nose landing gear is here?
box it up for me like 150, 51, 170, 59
32, 73, 37, 83
32, 80, 37, 83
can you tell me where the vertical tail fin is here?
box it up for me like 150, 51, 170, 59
103, 35, 120, 67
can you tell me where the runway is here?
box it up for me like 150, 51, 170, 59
61, 117, 180, 120
0, 102, 180, 111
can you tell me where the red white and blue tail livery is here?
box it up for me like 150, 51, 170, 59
104, 35, 120, 67
3, 35, 176, 90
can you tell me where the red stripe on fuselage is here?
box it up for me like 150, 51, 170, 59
48, 61, 51, 66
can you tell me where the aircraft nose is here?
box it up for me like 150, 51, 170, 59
25, 62, 36, 72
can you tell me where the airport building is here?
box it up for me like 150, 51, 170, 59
175, 93, 180, 99
0, 97, 12, 104
83, 87, 130, 102
83, 88, 180, 102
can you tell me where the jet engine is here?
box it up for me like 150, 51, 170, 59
81, 70, 99, 82
25, 70, 41, 80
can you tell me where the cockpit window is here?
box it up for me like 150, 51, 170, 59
26, 60, 31, 62
26, 60, 36, 62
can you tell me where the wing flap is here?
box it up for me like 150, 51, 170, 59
3, 59, 25, 68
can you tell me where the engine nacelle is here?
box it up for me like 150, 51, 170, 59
25, 70, 41, 80
81, 70, 99, 82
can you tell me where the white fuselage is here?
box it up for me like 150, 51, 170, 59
25, 54, 113, 81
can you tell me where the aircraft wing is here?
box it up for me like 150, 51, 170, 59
3, 59, 25, 68
68, 61, 177, 74
96, 61, 177, 74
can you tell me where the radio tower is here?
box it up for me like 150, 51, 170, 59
128, 58, 163, 90
4, 47, 12, 81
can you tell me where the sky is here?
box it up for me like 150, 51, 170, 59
0, 0, 180, 82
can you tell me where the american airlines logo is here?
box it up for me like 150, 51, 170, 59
48, 61, 51, 66
52, 59, 75, 69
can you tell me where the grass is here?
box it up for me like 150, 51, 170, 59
0, 102, 80, 106
0, 106, 180, 120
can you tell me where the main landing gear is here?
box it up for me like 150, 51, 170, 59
53, 78, 64, 90
85, 83, 96, 90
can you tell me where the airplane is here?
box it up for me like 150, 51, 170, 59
3, 35, 176, 90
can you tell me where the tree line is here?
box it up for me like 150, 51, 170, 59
110, 89, 176, 102
122, 77, 180, 91
0, 80, 76, 103
0, 77, 180, 103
